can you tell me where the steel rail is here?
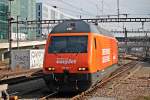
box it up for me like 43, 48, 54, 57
0, 69, 42, 80
0, 69, 44, 85
39, 91, 59, 100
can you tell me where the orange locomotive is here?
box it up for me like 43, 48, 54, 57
43, 20, 118, 92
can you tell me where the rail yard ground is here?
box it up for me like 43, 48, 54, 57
0, 57, 150, 100
73, 61, 150, 100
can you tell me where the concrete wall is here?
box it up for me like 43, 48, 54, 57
11, 49, 44, 70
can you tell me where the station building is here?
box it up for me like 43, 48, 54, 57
0, 0, 76, 41
11, 0, 36, 40
0, 0, 8, 40
36, 0, 76, 37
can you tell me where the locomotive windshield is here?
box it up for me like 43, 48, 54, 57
48, 36, 88, 53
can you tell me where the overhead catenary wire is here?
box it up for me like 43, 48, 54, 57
55, 0, 96, 16
57, 7, 95, 17
87, 0, 120, 17
102, 2, 115, 13
42, 0, 96, 18
86, 0, 98, 6
85, 0, 101, 16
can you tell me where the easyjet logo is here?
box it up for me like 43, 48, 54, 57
56, 58, 76, 64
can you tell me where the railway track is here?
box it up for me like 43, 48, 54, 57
0, 68, 42, 80
0, 60, 8, 70
39, 91, 59, 100
0, 59, 42, 82
39, 91, 78, 100
2, 56, 141, 99
0, 69, 45, 100
34, 59, 139, 100
71, 60, 139, 100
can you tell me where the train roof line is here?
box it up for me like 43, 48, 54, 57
50, 20, 114, 37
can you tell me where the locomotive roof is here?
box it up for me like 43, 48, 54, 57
50, 20, 114, 37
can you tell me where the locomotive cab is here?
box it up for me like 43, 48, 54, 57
43, 20, 118, 92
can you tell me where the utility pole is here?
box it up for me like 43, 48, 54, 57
101, 0, 104, 15
96, 4, 99, 16
124, 27, 128, 53
25, 17, 28, 39
117, 0, 120, 18
8, 0, 14, 67
145, 33, 148, 58
17, 15, 19, 49
141, 22, 144, 29
80, 8, 83, 19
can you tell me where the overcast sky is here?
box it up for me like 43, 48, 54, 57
42, 0, 150, 37
48, 0, 150, 18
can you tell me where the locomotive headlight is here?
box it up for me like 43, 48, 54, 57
82, 68, 86, 70
78, 68, 82, 71
48, 67, 55, 71
78, 67, 88, 71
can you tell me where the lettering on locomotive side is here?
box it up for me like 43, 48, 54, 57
102, 48, 110, 55
102, 55, 110, 63
102, 48, 110, 63
113, 55, 116, 60
56, 58, 76, 64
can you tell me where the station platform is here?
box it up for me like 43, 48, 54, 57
0, 40, 46, 49
0, 40, 46, 61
